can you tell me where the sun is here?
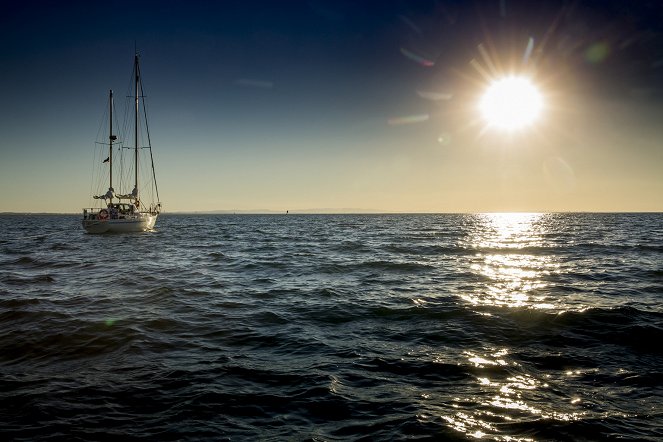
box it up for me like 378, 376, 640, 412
479, 76, 543, 130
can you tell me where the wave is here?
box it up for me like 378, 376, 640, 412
7, 255, 86, 270
0, 297, 41, 309
491, 306, 663, 356
353, 356, 470, 382
361, 260, 436, 272
0, 316, 138, 366
1, 273, 55, 285
10, 256, 40, 266
318, 260, 436, 274
330, 240, 374, 253
382, 243, 470, 255
208, 251, 225, 261
49, 242, 77, 251
560, 242, 663, 254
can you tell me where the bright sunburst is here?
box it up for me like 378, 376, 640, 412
479, 76, 543, 130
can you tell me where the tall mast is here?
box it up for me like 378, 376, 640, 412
134, 53, 139, 202
109, 89, 114, 196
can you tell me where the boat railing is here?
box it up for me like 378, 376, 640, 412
82, 207, 145, 220
83, 208, 101, 220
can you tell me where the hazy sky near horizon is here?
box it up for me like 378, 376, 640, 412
1, 0, 662, 213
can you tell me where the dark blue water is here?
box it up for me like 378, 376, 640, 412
1, 213, 662, 440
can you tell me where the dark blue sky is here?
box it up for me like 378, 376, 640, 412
2, 0, 662, 212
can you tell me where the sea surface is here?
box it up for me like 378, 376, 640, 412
1, 213, 662, 441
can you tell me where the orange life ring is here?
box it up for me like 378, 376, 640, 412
98, 209, 109, 220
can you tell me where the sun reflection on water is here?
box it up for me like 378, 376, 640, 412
439, 349, 586, 440
470, 213, 542, 249
461, 213, 560, 310
439, 215, 592, 438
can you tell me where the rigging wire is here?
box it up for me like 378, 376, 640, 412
139, 69, 161, 207
89, 93, 114, 207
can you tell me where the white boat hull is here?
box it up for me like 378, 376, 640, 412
82, 214, 157, 234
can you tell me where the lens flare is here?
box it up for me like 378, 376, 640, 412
585, 42, 610, 63
388, 114, 430, 126
400, 47, 435, 67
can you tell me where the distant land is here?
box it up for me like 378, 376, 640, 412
2, 210, 662, 216
174, 208, 387, 215
0, 208, 385, 215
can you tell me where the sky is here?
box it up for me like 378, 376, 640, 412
1, 0, 662, 213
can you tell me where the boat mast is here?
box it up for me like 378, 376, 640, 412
109, 89, 114, 199
134, 53, 139, 204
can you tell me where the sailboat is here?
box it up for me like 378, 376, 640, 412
82, 53, 161, 233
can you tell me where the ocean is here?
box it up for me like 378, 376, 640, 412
1, 213, 662, 440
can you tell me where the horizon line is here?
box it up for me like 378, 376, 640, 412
2, 210, 662, 216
